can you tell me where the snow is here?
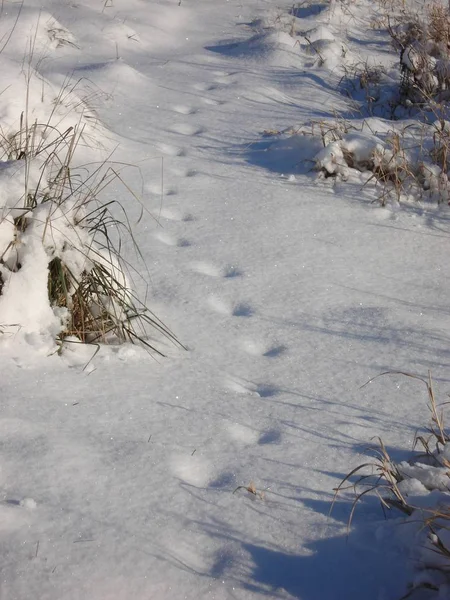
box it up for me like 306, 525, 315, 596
399, 462, 450, 492
1, 0, 450, 599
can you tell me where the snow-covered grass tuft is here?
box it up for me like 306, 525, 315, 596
308, 116, 450, 205
383, 1, 450, 106
334, 371, 450, 599
0, 114, 182, 356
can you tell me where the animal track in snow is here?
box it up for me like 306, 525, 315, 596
253, 384, 279, 398
170, 453, 210, 486
0, 502, 35, 533
241, 340, 287, 357
190, 262, 222, 277
232, 302, 253, 317
224, 265, 242, 278
158, 208, 194, 222
172, 105, 198, 115
155, 143, 187, 157
207, 295, 232, 315
225, 422, 259, 444
225, 377, 279, 398
169, 123, 204, 136
263, 345, 287, 358
193, 82, 218, 92
258, 429, 282, 445
209, 471, 236, 489
146, 183, 177, 196
226, 378, 258, 396
207, 296, 253, 317
189, 262, 242, 278
171, 167, 197, 178
153, 230, 191, 247
201, 98, 225, 106
213, 75, 236, 85
3, 497, 37, 510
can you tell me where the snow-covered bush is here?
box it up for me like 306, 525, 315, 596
335, 372, 450, 599
389, 3, 450, 104
338, 3, 450, 118
311, 118, 450, 204
264, 1, 450, 205
0, 119, 180, 356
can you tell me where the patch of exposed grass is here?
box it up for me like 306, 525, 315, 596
334, 371, 450, 598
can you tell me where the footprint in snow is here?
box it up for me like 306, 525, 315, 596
153, 230, 191, 247
4, 497, 37, 509
201, 98, 225, 106
0, 498, 37, 534
226, 422, 259, 444
158, 207, 194, 222
207, 296, 253, 317
190, 262, 222, 277
207, 295, 232, 315
146, 183, 177, 196
241, 339, 287, 358
189, 262, 242, 278
155, 143, 187, 157
209, 471, 236, 489
213, 75, 237, 86
170, 453, 210, 487
232, 302, 253, 317
170, 167, 198, 178
225, 377, 279, 398
172, 105, 198, 115
263, 345, 287, 358
193, 82, 218, 92
169, 123, 204, 136
258, 429, 282, 445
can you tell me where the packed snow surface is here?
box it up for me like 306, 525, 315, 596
1, 0, 450, 599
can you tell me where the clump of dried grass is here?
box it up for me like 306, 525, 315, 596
307, 112, 450, 205
333, 371, 450, 598
386, 3, 450, 104
0, 113, 182, 356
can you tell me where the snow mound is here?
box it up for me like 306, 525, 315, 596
300, 25, 352, 69
303, 24, 336, 44
207, 31, 304, 68
73, 59, 151, 90
310, 121, 450, 202
399, 462, 450, 492
314, 130, 387, 178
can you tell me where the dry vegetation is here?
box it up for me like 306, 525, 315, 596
334, 372, 450, 598
0, 102, 182, 356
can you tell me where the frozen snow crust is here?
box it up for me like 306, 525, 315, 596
1, 0, 450, 599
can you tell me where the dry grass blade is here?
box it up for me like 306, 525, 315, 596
233, 481, 265, 500
362, 370, 449, 451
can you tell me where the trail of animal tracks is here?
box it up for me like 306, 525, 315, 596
1, 1, 450, 598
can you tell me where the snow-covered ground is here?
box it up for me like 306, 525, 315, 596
2, 0, 450, 598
